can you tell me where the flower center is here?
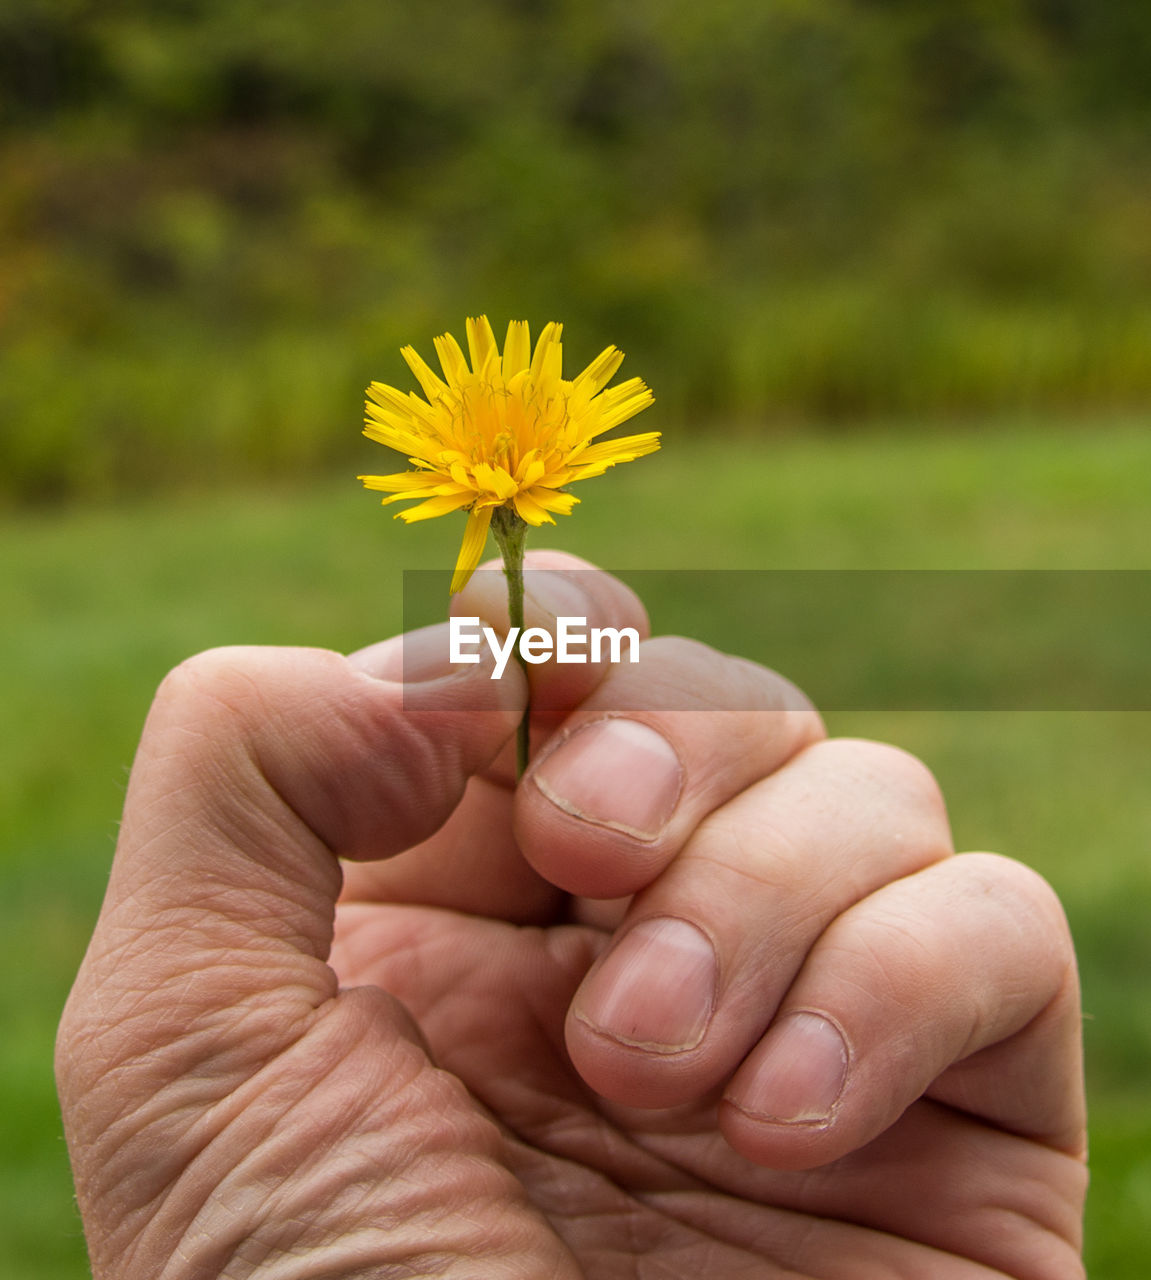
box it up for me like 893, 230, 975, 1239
490, 431, 515, 464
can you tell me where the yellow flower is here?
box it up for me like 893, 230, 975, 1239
359, 316, 658, 593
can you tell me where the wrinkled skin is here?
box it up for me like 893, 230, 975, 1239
57, 555, 1086, 1279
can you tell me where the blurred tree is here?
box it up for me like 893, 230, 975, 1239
1, 0, 1150, 500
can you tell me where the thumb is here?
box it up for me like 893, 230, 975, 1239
60, 638, 523, 1097
55, 643, 586, 1278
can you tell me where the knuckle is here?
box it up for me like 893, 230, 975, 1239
960, 852, 1076, 958
813, 737, 949, 824
636, 637, 826, 722
692, 808, 802, 891
823, 905, 939, 1009
156, 646, 271, 728
640, 634, 724, 667
155, 645, 343, 738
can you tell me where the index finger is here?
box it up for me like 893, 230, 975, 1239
513, 637, 825, 899
453, 550, 652, 725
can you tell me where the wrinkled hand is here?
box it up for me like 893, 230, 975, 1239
57, 554, 1086, 1279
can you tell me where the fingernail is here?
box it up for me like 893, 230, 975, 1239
349, 623, 458, 683
533, 718, 683, 840
727, 1012, 849, 1124
573, 917, 718, 1052
523, 568, 589, 621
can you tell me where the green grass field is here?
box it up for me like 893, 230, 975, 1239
4, 417, 1150, 1276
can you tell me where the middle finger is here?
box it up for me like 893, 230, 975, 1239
515, 636, 825, 900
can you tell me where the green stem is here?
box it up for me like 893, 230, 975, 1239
490, 506, 531, 778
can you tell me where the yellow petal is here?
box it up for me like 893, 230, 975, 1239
530, 322, 563, 382
502, 320, 531, 381
466, 315, 498, 377
359, 470, 447, 493
397, 492, 475, 522
568, 431, 661, 470
401, 345, 449, 402
530, 487, 579, 516
572, 345, 625, 396
512, 489, 556, 526
362, 419, 429, 457
364, 397, 414, 431
586, 382, 655, 437
366, 381, 418, 418
373, 477, 469, 507
538, 337, 563, 389
515, 450, 546, 489
433, 331, 469, 386
473, 462, 518, 499
450, 506, 494, 594
366, 380, 439, 428
592, 377, 650, 412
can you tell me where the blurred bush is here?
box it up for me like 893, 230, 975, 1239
2, 0, 1151, 502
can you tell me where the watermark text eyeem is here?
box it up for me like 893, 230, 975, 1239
450, 615, 639, 678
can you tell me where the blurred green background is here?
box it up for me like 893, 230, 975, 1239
2, 1, 1150, 1274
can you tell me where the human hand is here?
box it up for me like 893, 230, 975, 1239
57, 553, 1086, 1278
